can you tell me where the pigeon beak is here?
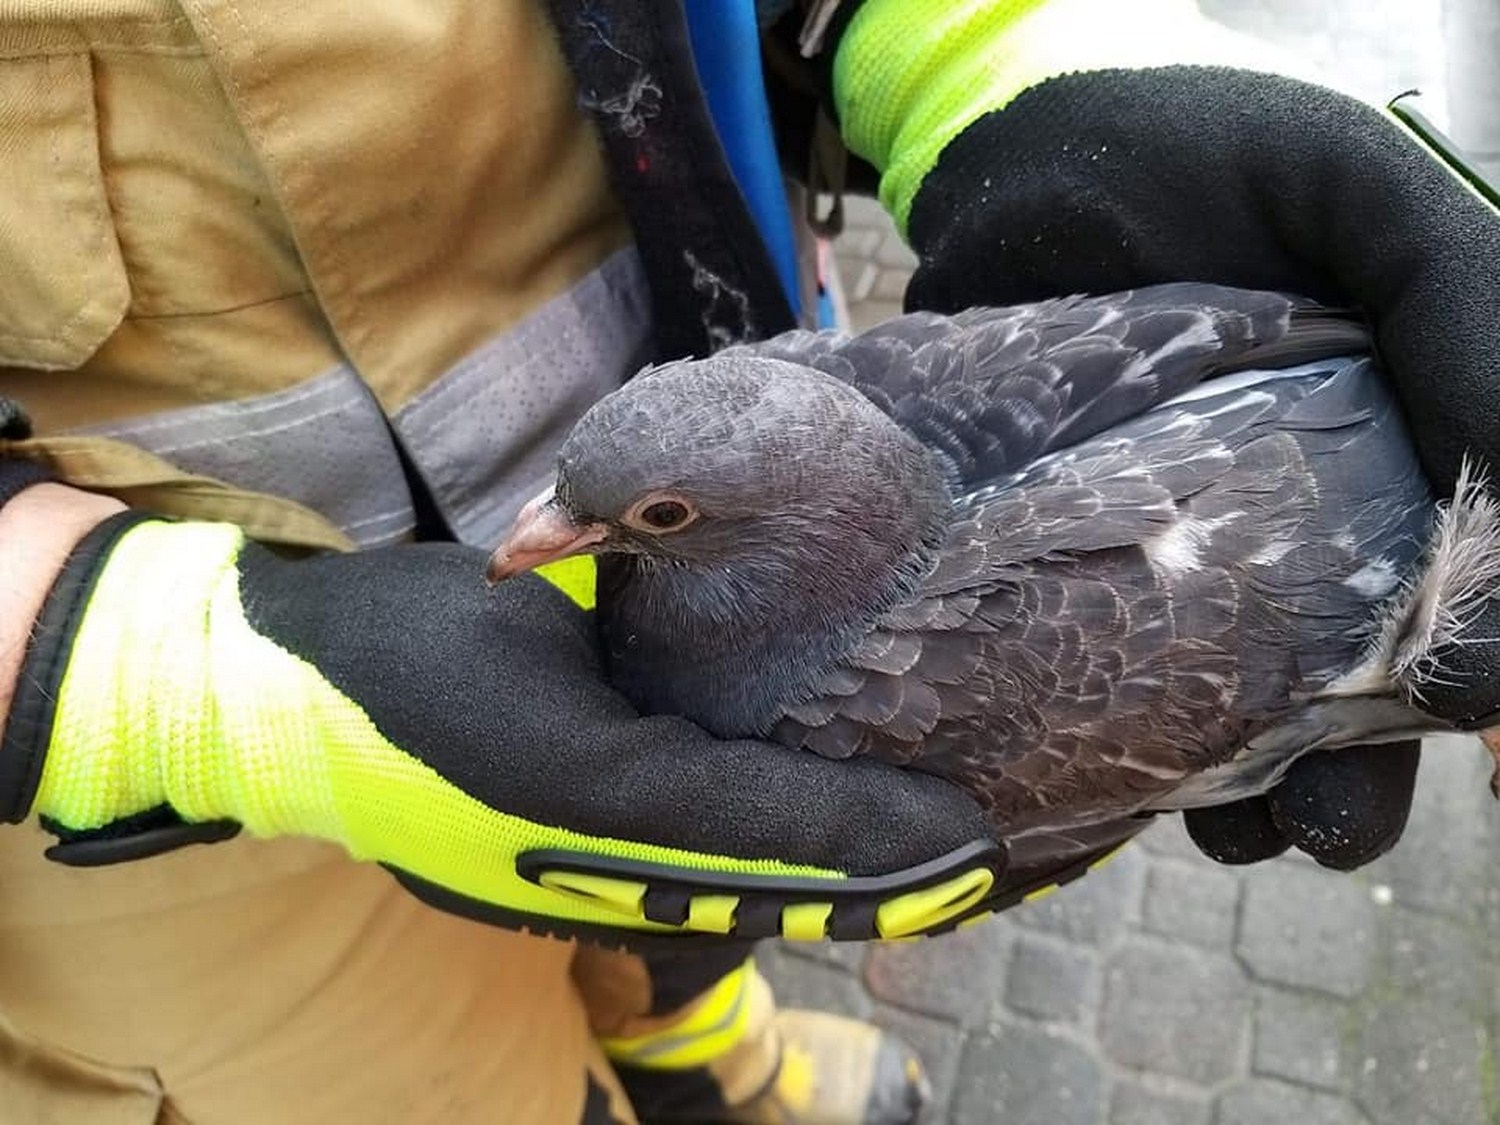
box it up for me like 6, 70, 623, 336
486, 486, 608, 585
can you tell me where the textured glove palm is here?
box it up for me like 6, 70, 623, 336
0, 514, 1004, 943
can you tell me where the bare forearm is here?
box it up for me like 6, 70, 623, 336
0, 484, 126, 723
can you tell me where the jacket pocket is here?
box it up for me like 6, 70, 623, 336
0, 52, 129, 369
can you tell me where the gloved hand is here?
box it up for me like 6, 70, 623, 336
0, 506, 1005, 944
822, 0, 1500, 869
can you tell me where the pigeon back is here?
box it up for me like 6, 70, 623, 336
775, 352, 1445, 845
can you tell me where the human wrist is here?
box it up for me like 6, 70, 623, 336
0, 483, 126, 769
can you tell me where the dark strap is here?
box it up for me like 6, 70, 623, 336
0, 397, 51, 510
0, 457, 52, 512
544, 0, 795, 359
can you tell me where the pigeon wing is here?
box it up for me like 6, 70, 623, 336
773, 416, 1246, 823
774, 363, 1424, 837
728, 284, 1369, 490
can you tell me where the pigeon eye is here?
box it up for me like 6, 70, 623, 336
627, 495, 697, 534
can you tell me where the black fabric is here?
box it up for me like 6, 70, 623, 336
0, 457, 50, 512
0, 396, 35, 440
234, 542, 993, 877
905, 66, 1500, 865
386, 420, 453, 542
1267, 742, 1421, 871
0, 511, 155, 823
1183, 797, 1291, 866
640, 941, 758, 1014
613, 1061, 733, 1124
544, 0, 795, 359
759, 3, 882, 200
1410, 605, 1500, 727
581, 1072, 630, 1125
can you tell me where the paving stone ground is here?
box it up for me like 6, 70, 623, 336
764, 742, 1500, 1125
760, 6, 1499, 1122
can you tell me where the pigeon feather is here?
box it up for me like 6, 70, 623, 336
490, 284, 1498, 873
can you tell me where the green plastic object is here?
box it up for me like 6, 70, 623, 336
1388, 91, 1500, 210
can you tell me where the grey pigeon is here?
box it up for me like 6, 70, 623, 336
487, 284, 1500, 876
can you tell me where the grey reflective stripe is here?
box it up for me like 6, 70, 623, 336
394, 246, 654, 546
73, 249, 652, 550
77, 365, 416, 548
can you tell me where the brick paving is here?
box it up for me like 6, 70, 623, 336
764, 743, 1499, 1124
759, 5, 1499, 1121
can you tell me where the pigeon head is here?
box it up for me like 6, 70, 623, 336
487, 354, 954, 733
489, 354, 952, 586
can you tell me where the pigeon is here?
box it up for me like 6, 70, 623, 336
486, 284, 1500, 876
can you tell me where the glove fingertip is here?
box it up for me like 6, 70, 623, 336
1267, 743, 1420, 871
1183, 796, 1293, 865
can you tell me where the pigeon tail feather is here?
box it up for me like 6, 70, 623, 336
1335, 460, 1500, 703
1205, 310, 1371, 378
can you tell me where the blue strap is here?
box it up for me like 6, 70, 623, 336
683, 0, 803, 315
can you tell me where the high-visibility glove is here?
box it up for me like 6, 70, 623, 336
825, 0, 1500, 869
0, 510, 1006, 944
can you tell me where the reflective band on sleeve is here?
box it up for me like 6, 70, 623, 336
79, 365, 414, 549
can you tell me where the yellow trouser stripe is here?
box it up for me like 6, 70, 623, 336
600, 961, 756, 1070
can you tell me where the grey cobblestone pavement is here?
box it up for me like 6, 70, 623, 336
762, 740, 1500, 1125
760, 5, 1499, 1122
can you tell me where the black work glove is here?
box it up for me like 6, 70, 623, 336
818, 6, 1499, 867
0, 510, 1004, 944
901, 67, 1485, 869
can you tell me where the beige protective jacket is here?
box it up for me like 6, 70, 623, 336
0, 1, 698, 1120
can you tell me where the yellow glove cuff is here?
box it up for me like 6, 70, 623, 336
35, 521, 345, 839
834, 0, 1281, 234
